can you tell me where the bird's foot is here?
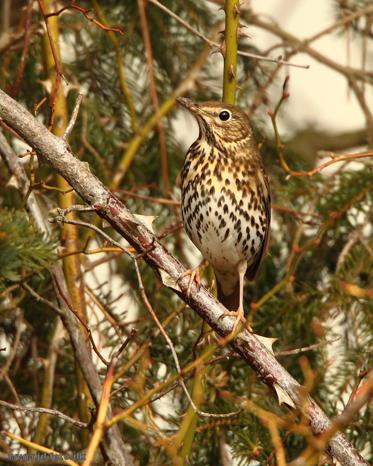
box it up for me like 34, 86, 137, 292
221, 307, 252, 335
177, 264, 203, 296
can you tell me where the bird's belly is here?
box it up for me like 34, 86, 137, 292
182, 189, 265, 274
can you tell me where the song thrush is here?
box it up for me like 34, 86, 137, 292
177, 98, 271, 332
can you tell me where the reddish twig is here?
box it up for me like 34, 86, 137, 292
289, 150, 373, 177
45, 3, 124, 34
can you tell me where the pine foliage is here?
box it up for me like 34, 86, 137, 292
0, 209, 56, 289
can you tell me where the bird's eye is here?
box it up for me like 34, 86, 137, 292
218, 110, 231, 121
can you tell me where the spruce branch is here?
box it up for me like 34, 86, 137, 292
0, 88, 369, 466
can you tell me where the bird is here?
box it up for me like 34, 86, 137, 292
177, 97, 271, 333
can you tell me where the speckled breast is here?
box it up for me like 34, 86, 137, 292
181, 146, 267, 276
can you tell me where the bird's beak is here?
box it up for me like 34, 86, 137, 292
176, 97, 199, 114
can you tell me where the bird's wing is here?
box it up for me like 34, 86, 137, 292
246, 169, 271, 281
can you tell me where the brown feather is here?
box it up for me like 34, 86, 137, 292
246, 170, 271, 280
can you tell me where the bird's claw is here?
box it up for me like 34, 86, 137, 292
220, 307, 252, 334
177, 266, 202, 296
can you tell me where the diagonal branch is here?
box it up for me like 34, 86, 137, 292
0, 88, 368, 466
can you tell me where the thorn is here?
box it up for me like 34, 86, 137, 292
228, 64, 235, 81
255, 335, 277, 354
233, 3, 240, 16
274, 383, 296, 408
237, 26, 251, 39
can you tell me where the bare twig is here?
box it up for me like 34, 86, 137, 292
249, 15, 372, 83
52, 276, 110, 367
0, 400, 88, 429
45, 3, 124, 34
10, 0, 34, 97
148, 0, 309, 68
21, 282, 62, 316
63, 93, 84, 141
269, 78, 373, 177
52, 212, 131, 254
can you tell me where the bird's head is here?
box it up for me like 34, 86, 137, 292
176, 98, 252, 144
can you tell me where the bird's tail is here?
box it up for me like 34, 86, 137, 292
216, 278, 239, 312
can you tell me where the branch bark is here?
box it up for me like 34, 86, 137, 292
0, 88, 368, 466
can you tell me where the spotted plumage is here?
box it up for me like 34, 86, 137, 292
177, 98, 271, 329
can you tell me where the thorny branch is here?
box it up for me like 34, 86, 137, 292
0, 88, 369, 465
